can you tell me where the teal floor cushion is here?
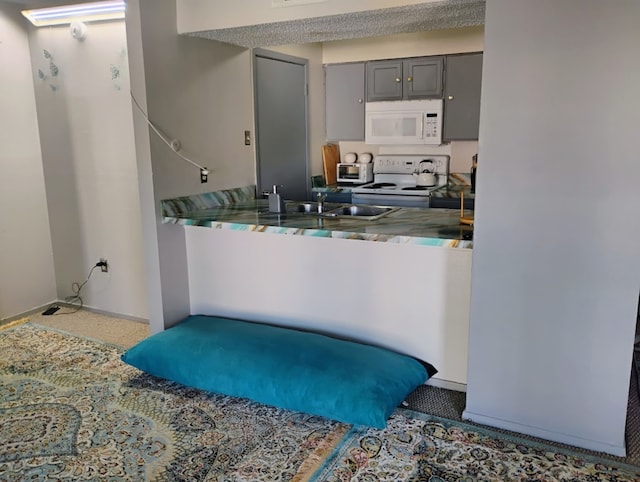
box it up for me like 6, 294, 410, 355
121, 315, 435, 428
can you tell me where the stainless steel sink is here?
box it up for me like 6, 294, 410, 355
283, 202, 397, 220
286, 201, 341, 214
325, 204, 399, 220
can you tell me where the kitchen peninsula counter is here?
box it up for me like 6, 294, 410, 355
163, 197, 473, 248
162, 185, 472, 388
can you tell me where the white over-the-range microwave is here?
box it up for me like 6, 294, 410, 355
365, 99, 443, 145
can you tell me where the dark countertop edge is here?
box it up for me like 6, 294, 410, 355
162, 215, 473, 250
312, 183, 476, 199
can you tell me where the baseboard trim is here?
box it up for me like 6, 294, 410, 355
426, 377, 467, 392
0, 302, 58, 324
59, 302, 149, 324
461, 409, 627, 457
1, 302, 149, 326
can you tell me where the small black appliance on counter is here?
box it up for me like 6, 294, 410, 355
470, 153, 477, 193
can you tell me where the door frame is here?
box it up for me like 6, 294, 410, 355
252, 48, 310, 199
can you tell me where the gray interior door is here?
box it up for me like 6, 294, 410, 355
254, 50, 309, 201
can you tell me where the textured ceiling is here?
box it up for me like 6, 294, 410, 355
186, 0, 486, 48
6, 0, 485, 47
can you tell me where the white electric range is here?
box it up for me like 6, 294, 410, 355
351, 154, 450, 207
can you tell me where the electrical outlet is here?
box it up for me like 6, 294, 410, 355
100, 258, 108, 272
200, 167, 209, 183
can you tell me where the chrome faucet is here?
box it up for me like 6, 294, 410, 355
316, 192, 327, 213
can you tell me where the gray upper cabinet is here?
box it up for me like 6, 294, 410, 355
405, 57, 444, 99
443, 52, 483, 140
325, 62, 365, 141
366, 60, 403, 101
366, 56, 444, 101
325, 54, 481, 141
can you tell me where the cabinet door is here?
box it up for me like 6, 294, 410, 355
366, 60, 403, 101
443, 53, 483, 140
405, 56, 444, 99
325, 63, 365, 141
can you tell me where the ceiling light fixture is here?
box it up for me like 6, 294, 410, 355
22, 1, 125, 27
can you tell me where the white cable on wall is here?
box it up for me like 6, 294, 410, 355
130, 91, 210, 182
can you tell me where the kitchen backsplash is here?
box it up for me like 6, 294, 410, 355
336, 140, 478, 174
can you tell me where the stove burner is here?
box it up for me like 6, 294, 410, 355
364, 183, 397, 190
402, 186, 430, 191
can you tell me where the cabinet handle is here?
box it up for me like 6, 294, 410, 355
395, 77, 401, 83
358, 98, 363, 103
407, 76, 413, 82
448, 95, 455, 100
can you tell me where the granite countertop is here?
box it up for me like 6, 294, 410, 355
162, 193, 473, 248
428, 174, 475, 210
312, 183, 475, 200
311, 184, 355, 193
430, 184, 475, 199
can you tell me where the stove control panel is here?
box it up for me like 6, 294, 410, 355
373, 155, 450, 175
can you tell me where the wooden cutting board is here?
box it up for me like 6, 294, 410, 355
322, 144, 340, 186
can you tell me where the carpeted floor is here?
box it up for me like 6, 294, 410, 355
405, 339, 640, 468
27, 306, 149, 348
2, 319, 640, 481
3, 308, 640, 470
407, 371, 640, 468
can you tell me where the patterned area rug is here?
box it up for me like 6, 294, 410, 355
312, 411, 640, 481
636, 341, 640, 401
1, 322, 639, 481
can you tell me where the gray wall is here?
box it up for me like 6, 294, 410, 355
127, 0, 256, 332
28, 18, 147, 321
464, 0, 640, 456
0, 5, 56, 320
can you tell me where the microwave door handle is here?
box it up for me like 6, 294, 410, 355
418, 113, 425, 140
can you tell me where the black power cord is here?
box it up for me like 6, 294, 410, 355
43, 262, 105, 316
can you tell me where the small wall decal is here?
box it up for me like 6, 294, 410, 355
110, 47, 128, 91
37, 49, 60, 92
110, 64, 120, 81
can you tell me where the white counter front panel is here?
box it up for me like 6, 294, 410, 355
184, 225, 472, 386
